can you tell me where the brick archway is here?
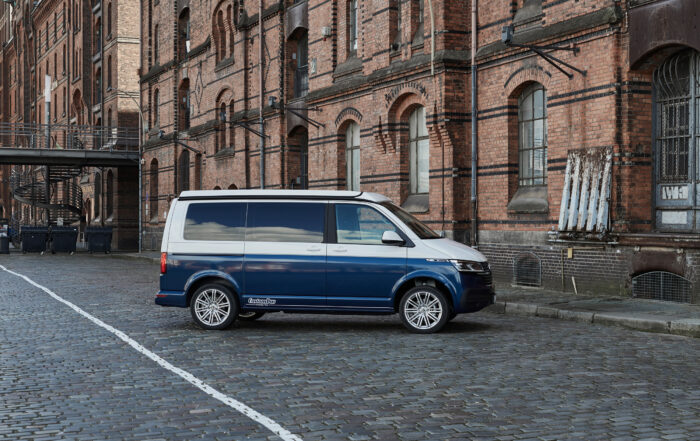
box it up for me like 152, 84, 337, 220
504, 64, 553, 99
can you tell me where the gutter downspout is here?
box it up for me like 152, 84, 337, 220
427, 0, 434, 75
470, 0, 478, 246
258, 0, 265, 189
137, 0, 143, 253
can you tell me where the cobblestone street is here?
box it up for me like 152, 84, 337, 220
1, 255, 699, 440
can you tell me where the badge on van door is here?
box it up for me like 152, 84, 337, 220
248, 298, 276, 306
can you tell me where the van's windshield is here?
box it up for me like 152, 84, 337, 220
380, 202, 441, 239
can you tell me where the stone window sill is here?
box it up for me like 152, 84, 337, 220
333, 56, 362, 79
402, 193, 429, 213
214, 147, 236, 159
507, 185, 548, 214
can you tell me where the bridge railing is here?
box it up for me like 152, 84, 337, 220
0, 122, 140, 152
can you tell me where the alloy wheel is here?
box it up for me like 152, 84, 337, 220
403, 290, 443, 330
193, 288, 231, 327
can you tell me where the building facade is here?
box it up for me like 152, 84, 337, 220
138, 0, 699, 302
0, 0, 141, 249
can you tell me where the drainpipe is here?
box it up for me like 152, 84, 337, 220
258, 0, 265, 189
427, 0, 434, 76
138, 0, 144, 253
470, 0, 478, 246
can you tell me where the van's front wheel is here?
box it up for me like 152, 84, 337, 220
190, 283, 238, 330
399, 286, 450, 334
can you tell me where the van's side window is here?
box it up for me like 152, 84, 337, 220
336, 204, 398, 245
247, 202, 325, 243
184, 202, 246, 241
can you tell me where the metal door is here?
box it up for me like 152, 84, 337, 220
654, 49, 700, 231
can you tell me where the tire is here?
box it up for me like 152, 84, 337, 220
237, 311, 266, 321
399, 286, 451, 334
190, 283, 239, 330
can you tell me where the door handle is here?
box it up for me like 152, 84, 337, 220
307, 246, 322, 252
332, 247, 348, 253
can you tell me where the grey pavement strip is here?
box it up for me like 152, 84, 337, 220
491, 301, 700, 338
0, 264, 303, 441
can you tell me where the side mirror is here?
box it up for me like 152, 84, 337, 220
382, 230, 405, 246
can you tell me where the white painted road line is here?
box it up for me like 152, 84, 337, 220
0, 264, 303, 441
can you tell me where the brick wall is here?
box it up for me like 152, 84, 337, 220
0, 0, 141, 250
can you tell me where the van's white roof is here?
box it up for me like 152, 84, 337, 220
178, 189, 392, 203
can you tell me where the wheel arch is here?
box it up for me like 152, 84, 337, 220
184, 271, 241, 307
392, 272, 457, 313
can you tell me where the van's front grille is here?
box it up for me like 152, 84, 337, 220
476, 270, 493, 287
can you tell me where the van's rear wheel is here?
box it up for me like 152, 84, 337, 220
237, 312, 265, 321
399, 286, 450, 334
190, 283, 238, 330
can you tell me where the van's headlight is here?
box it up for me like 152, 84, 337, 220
450, 260, 487, 272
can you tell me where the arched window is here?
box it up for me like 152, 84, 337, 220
94, 172, 102, 220
107, 56, 112, 89
94, 17, 101, 53
179, 80, 190, 130
228, 183, 238, 189
412, 0, 424, 44
289, 127, 309, 189
216, 9, 226, 62
153, 89, 160, 128
195, 154, 202, 190
393, 0, 401, 47
153, 24, 159, 64
106, 170, 114, 218
218, 101, 227, 151
226, 5, 234, 57
229, 101, 235, 147
347, 0, 358, 56
107, 2, 112, 36
518, 83, 547, 186
178, 150, 190, 193
653, 49, 700, 231
73, 1, 79, 31
346, 122, 360, 191
294, 31, 309, 98
149, 159, 159, 220
95, 68, 102, 101
409, 106, 429, 195
178, 8, 191, 60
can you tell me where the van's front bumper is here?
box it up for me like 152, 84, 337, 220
457, 272, 495, 313
155, 290, 187, 307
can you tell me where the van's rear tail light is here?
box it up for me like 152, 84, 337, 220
160, 252, 167, 274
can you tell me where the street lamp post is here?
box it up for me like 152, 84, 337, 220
113, 88, 146, 253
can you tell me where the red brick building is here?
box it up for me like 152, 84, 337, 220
0, 0, 141, 249
145, 0, 700, 302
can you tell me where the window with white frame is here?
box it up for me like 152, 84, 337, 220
518, 83, 547, 186
346, 122, 360, 191
409, 106, 429, 194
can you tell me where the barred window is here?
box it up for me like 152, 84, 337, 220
518, 84, 547, 186
654, 50, 695, 183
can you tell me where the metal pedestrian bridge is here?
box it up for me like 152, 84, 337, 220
0, 122, 140, 226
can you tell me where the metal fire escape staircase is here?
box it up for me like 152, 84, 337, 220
10, 165, 83, 225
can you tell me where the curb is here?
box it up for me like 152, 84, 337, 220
485, 301, 700, 338
109, 253, 160, 264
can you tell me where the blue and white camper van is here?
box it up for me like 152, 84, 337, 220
156, 190, 494, 333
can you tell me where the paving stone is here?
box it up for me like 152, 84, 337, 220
0, 255, 699, 440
